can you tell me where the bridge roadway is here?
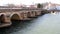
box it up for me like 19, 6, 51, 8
0, 8, 49, 27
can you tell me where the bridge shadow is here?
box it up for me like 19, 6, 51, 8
0, 20, 33, 34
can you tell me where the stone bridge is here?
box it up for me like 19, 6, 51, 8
0, 8, 47, 27
47, 10, 60, 14
0, 8, 60, 27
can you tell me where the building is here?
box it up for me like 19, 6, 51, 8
42, 2, 60, 10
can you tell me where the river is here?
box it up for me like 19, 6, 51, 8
0, 13, 60, 34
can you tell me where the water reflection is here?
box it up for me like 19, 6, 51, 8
0, 20, 33, 34
0, 13, 60, 34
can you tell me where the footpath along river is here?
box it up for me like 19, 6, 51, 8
0, 13, 60, 34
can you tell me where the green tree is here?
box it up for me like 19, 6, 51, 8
37, 3, 42, 8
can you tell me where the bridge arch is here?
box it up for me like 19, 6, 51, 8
0, 13, 6, 24
10, 13, 20, 21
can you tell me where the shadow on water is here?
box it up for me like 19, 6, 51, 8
0, 20, 33, 34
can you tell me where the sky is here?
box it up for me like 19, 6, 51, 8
0, 0, 60, 6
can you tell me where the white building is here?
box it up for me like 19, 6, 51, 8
42, 2, 60, 10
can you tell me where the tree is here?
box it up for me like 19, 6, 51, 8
37, 3, 42, 8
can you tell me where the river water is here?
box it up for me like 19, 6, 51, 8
0, 13, 60, 34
